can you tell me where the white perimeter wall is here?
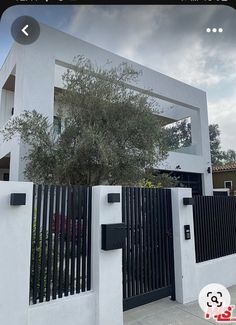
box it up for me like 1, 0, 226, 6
0, 181, 33, 325
2, 182, 235, 325
0, 183, 123, 325
29, 292, 96, 325
171, 187, 236, 304
196, 255, 236, 294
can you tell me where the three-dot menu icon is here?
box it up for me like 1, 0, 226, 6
206, 28, 223, 33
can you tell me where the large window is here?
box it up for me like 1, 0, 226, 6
53, 116, 61, 135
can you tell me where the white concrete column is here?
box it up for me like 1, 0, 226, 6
14, 44, 55, 122
190, 109, 202, 156
0, 181, 33, 325
171, 187, 197, 304
8, 43, 56, 182
91, 186, 123, 325
202, 172, 213, 196
0, 87, 3, 128
199, 94, 213, 196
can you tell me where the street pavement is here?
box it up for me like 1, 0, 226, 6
124, 285, 236, 325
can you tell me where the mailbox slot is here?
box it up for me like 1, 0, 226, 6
102, 223, 126, 250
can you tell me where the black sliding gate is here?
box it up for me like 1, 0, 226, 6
122, 187, 175, 311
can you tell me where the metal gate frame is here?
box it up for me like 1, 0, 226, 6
122, 187, 175, 311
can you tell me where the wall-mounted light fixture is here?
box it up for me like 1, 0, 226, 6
107, 193, 120, 203
176, 165, 181, 170
183, 197, 193, 205
10, 193, 26, 206
207, 167, 211, 174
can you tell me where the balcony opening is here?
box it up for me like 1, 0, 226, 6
162, 116, 195, 155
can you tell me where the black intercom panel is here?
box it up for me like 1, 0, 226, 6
184, 225, 191, 240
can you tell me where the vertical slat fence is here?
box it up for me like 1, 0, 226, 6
30, 184, 92, 304
193, 196, 236, 263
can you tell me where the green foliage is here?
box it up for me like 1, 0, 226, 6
222, 149, 236, 164
1, 56, 169, 185
209, 124, 236, 165
163, 119, 191, 151
2, 110, 57, 184
163, 121, 236, 167
209, 124, 224, 165
140, 172, 179, 188
141, 179, 156, 188
30, 212, 48, 301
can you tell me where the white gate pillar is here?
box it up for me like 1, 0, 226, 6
0, 181, 33, 325
171, 187, 197, 304
91, 186, 124, 325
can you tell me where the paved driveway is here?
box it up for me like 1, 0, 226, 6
124, 285, 236, 325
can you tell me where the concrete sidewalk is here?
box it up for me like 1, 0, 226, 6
124, 285, 236, 325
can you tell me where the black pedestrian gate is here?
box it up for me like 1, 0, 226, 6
122, 187, 175, 311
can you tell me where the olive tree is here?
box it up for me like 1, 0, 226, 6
1, 56, 169, 185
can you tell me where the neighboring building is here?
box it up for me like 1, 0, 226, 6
0, 23, 213, 195
213, 164, 236, 196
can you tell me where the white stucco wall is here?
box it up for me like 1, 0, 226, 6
29, 292, 96, 325
0, 181, 33, 325
171, 187, 198, 303
196, 254, 236, 294
92, 186, 123, 325
0, 89, 14, 128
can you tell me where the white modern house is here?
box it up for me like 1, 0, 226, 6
0, 23, 213, 195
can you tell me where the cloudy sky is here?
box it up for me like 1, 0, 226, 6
0, 4, 236, 150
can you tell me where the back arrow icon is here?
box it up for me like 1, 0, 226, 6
21, 25, 29, 37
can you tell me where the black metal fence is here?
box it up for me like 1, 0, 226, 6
122, 187, 175, 310
30, 185, 92, 304
193, 196, 236, 263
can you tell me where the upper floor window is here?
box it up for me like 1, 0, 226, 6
53, 116, 61, 135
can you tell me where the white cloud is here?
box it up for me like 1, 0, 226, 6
208, 96, 236, 151
66, 5, 165, 56
65, 6, 236, 91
